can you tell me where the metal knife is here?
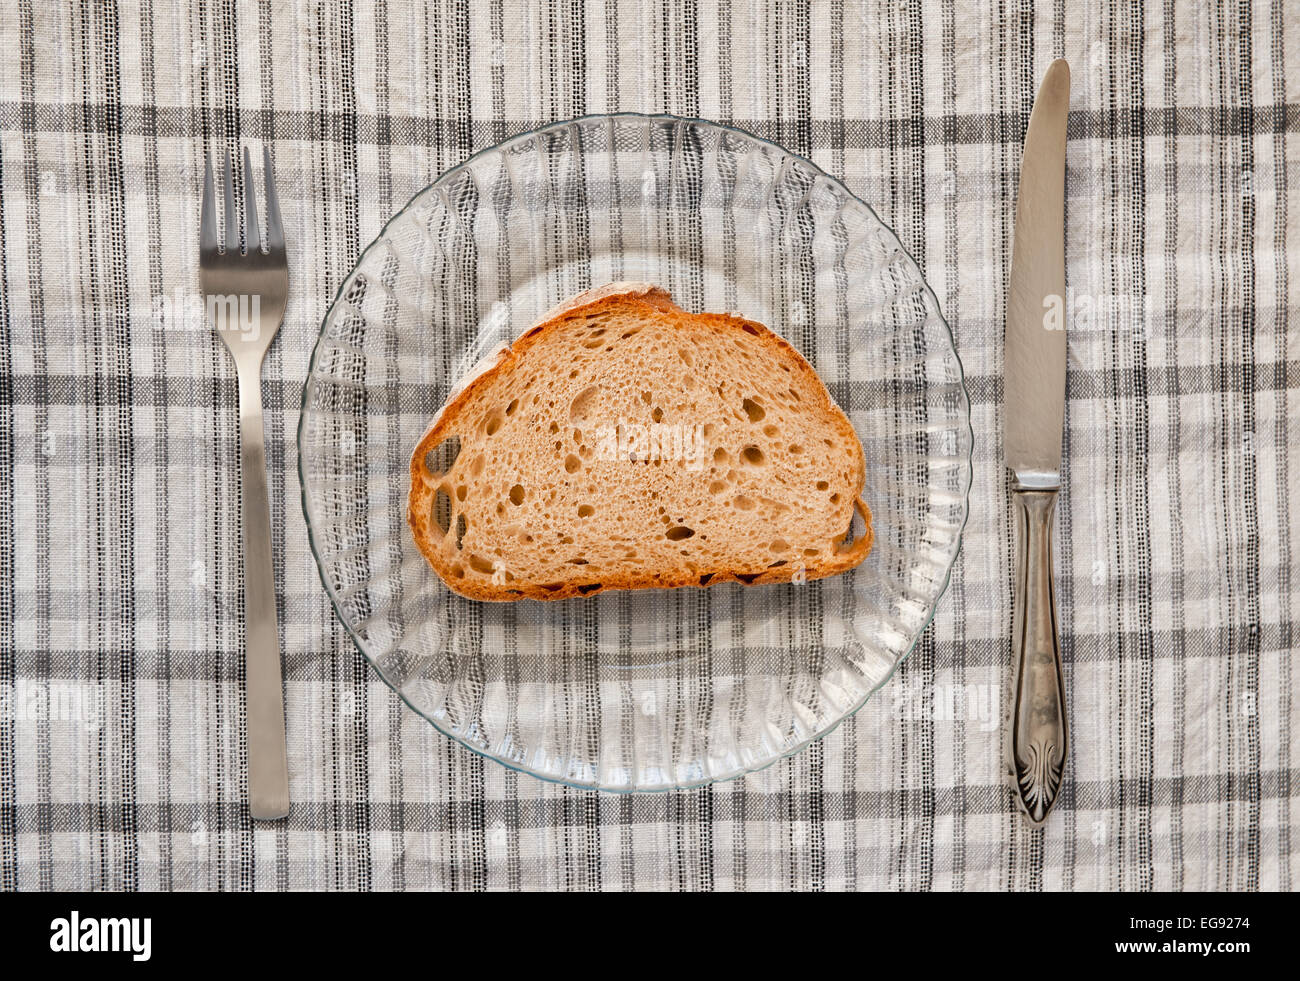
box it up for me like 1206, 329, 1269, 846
1005, 58, 1070, 825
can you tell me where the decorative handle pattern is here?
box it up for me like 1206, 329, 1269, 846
1010, 487, 1068, 825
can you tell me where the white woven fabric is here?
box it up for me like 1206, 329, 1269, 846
0, 0, 1295, 890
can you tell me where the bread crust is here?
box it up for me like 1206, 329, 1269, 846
408, 283, 872, 601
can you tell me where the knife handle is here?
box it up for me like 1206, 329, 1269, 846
1009, 486, 1068, 825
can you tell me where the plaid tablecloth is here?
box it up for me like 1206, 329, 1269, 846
1, 0, 1295, 891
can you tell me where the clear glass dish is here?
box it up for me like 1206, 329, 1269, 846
298, 114, 972, 791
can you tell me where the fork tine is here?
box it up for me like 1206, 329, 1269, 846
262, 145, 285, 254
223, 149, 239, 252
200, 153, 217, 255
243, 146, 261, 254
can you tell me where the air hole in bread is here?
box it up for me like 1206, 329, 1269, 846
484, 414, 503, 436
425, 435, 462, 478
708, 480, 727, 495
539, 583, 563, 592
741, 445, 766, 467
468, 553, 496, 575
455, 514, 468, 550
736, 572, 760, 584
569, 557, 588, 565
741, 323, 760, 336
770, 539, 789, 553
763, 424, 779, 438
742, 397, 766, 423
576, 583, 602, 595
789, 444, 804, 455
769, 560, 787, 568
830, 492, 841, 503
836, 505, 867, 554
506, 398, 519, 416
665, 526, 695, 541
652, 406, 664, 423
714, 447, 730, 465
509, 484, 525, 506
577, 504, 595, 517
548, 421, 559, 434
733, 495, 755, 510
456, 485, 467, 502
432, 487, 452, 537
564, 454, 581, 474
451, 564, 465, 579
678, 348, 693, 367
816, 480, 829, 491
569, 385, 599, 422
641, 391, 652, 404
698, 573, 714, 585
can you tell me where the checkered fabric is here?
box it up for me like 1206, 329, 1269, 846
0, 0, 1296, 891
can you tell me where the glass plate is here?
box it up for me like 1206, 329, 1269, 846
298, 114, 972, 790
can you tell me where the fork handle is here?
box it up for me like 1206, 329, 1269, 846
1009, 487, 1068, 825
238, 362, 290, 820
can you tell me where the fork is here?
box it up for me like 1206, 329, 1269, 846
201, 147, 290, 820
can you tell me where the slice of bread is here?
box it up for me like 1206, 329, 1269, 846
408, 282, 872, 601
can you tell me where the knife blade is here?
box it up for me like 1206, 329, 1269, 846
1005, 58, 1070, 826
1005, 58, 1069, 488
